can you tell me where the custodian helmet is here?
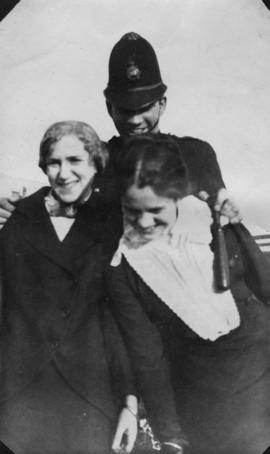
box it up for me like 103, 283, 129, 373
104, 32, 167, 110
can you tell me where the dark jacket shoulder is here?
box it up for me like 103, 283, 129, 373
169, 134, 225, 194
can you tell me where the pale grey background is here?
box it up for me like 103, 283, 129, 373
0, 0, 270, 231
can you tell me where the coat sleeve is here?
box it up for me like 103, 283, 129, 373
228, 224, 270, 302
101, 298, 137, 402
0, 231, 4, 325
105, 260, 188, 447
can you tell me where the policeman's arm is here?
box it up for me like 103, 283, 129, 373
195, 141, 241, 223
199, 189, 242, 224
214, 188, 242, 224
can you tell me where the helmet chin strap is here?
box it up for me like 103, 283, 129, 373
148, 118, 160, 134
143, 100, 162, 133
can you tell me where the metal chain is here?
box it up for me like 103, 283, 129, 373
138, 418, 161, 451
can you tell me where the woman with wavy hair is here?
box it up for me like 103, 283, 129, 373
0, 121, 138, 454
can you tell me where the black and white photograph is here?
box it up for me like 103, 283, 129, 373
0, 1, 270, 453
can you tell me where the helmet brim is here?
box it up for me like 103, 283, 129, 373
104, 83, 167, 111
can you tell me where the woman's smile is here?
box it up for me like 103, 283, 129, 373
122, 184, 178, 240
46, 135, 97, 204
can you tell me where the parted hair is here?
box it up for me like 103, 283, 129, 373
39, 120, 108, 174
117, 133, 189, 199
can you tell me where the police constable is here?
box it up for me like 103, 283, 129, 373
103, 32, 239, 219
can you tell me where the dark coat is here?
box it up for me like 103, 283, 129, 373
0, 187, 133, 421
106, 224, 270, 454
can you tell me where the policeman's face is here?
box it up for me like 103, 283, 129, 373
122, 184, 177, 241
45, 135, 97, 204
107, 97, 166, 140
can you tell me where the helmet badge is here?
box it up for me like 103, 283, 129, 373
126, 60, 141, 81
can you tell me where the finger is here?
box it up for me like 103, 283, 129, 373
9, 191, 22, 203
229, 214, 242, 224
0, 208, 12, 221
216, 188, 229, 205
216, 197, 240, 215
221, 204, 240, 219
0, 198, 16, 212
215, 198, 230, 212
198, 191, 209, 202
125, 429, 137, 453
111, 424, 124, 452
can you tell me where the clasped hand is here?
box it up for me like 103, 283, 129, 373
112, 407, 138, 453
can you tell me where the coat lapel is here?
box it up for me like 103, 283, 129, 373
16, 188, 105, 276
61, 194, 109, 265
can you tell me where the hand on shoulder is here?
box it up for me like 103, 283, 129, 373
199, 188, 242, 224
0, 196, 18, 229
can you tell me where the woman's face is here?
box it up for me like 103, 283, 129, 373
46, 135, 96, 204
122, 184, 178, 240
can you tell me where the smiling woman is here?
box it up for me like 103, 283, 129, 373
45, 135, 97, 204
107, 133, 270, 454
118, 133, 188, 244
123, 185, 178, 240
0, 120, 138, 454
38, 121, 107, 215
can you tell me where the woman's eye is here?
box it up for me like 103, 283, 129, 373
69, 158, 83, 164
124, 207, 139, 216
149, 208, 162, 214
46, 161, 59, 167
